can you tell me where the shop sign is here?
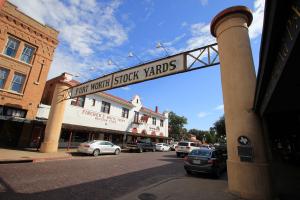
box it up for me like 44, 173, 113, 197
70, 54, 186, 98
80, 109, 125, 124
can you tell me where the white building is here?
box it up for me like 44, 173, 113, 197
36, 73, 169, 148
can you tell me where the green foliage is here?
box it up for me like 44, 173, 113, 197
168, 111, 187, 140
211, 115, 226, 143
186, 115, 226, 144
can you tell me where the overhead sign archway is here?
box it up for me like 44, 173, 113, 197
69, 43, 219, 98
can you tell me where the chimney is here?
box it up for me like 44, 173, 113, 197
155, 106, 158, 113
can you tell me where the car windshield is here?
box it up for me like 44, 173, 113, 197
178, 142, 189, 146
189, 149, 211, 157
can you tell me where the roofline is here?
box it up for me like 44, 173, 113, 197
5, 1, 59, 34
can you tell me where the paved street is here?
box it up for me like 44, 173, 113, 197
0, 151, 234, 200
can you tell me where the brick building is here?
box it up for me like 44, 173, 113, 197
0, 1, 58, 146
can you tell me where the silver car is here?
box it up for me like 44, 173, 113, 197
78, 140, 121, 156
155, 143, 171, 151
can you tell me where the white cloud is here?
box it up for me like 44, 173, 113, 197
249, 0, 265, 39
181, 22, 188, 27
121, 86, 130, 91
197, 112, 210, 118
200, 0, 208, 6
165, 34, 186, 46
214, 104, 224, 111
186, 23, 216, 50
143, 0, 154, 21
9, 0, 129, 80
8, 0, 128, 54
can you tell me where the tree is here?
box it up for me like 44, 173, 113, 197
213, 115, 226, 137
211, 115, 226, 143
168, 111, 187, 141
188, 129, 206, 141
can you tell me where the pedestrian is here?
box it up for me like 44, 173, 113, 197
36, 136, 41, 151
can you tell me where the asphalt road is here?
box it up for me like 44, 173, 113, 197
0, 151, 228, 200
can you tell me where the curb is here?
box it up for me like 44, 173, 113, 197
0, 159, 33, 164
0, 155, 72, 164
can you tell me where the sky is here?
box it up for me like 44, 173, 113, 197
9, 0, 265, 131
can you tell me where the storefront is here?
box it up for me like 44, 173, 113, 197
254, 0, 300, 198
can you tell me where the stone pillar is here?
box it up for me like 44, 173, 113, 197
211, 6, 271, 200
40, 82, 70, 153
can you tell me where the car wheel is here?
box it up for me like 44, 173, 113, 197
152, 148, 156, 152
93, 149, 100, 157
186, 169, 192, 175
139, 148, 143, 153
176, 152, 180, 157
213, 168, 221, 178
115, 149, 120, 155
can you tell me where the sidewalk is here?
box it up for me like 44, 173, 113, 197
0, 148, 74, 164
116, 176, 241, 200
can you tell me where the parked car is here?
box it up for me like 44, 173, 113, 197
156, 143, 171, 151
126, 140, 156, 153
170, 142, 178, 151
184, 148, 227, 178
175, 141, 199, 157
78, 140, 121, 156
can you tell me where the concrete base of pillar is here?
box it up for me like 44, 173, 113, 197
40, 141, 59, 153
227, 160, 272, 200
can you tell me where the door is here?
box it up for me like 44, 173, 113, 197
104, 141, 115, 153
98, 141, 107, 153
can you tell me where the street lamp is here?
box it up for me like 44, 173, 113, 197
128, 52, 144, 64
156, 42, 169, 56
108, 59, 122, 71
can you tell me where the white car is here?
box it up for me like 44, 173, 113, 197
175, 141, 199, 157
155, 143, 171, 151
78, 140, 121, 156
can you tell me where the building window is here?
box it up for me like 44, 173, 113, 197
160, 119, 164, 127
152, 117, 156, 125
122, 107, 129, 118
101, 101, 110, 114
0, 68, 9, 89
92, 99, 96, 106
70, 96, 85, 107
0, 106, 26, 118
4, 37, 20, 58
134, 111, 139, 123
20, 44, 35, 64
10, 73, 25, 93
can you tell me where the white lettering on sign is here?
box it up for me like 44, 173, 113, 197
70, 54, 185, 98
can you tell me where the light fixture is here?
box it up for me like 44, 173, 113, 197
128, 51, 144, 64
156, 42, 169, 56
108, 59, 122, 71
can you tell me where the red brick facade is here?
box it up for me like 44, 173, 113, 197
0, 1, 58, 119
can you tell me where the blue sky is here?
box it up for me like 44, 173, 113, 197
10, 0, 265, 130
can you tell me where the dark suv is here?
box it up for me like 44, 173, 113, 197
184, 148, 227, 178
126, 140, 156, 153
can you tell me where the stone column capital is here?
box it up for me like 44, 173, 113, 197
211, 6, 253, 37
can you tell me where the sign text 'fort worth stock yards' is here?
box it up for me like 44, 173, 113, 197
70, 54, 186, 98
